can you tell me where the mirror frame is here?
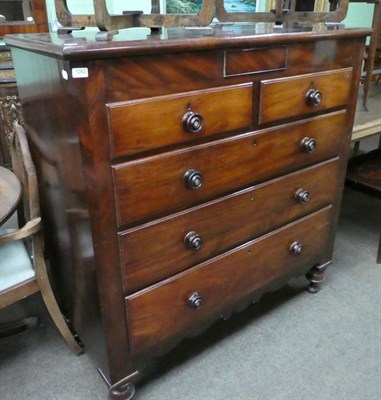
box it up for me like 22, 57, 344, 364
55, 0, 350, 36
55, 0, 215, 32
215, 0, 350, 24
0, 0, 48, 37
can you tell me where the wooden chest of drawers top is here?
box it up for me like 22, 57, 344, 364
5, 25, 370, 389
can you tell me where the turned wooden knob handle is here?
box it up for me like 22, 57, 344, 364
300, 137, 317, 154
295, 189, 310, 204
188, 292, 203, 309
183, 169, 203, 190
306, 89, 322, 106
184, 231, 203, 251
182, 111, 203, 133
290, 241, 304, 256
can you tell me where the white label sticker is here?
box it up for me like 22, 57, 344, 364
72, 67, 89, 79
61, 69, 68, 80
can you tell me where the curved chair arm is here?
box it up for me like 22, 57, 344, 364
0, 218, 41, 245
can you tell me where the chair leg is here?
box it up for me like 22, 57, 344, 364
34, 244, 83, 354
39, 278, 83, 354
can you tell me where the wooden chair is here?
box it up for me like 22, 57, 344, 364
0, 123, 82, 353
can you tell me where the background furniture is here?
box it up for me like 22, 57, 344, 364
349, 136, 380, 266
0, 123, 82, 352
346, 146, 381, 264
350, 82, 381, 199
0, 163, 39, 337
348, 3, 381, 263
0, 46, 21, 168
352, 84, 381, 143
359, 0, 381, 109
0, 0, 48, 35
6, 24, 369, 399
0, 0, 48, 168
0, 164, 21, 224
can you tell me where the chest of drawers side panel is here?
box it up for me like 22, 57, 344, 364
64, 59, 138, 383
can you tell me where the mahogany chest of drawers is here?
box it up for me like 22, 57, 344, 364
5, 24, 369, 399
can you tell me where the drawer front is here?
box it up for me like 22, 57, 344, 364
224, 46, 287, 77
119, 159, 340, 293
259, 68, 352, 125
108, 83, 253, 158
125, 206, 333, 354
113, 111, 346, 227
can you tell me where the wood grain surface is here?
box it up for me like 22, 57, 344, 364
259, 68, 353, 124
113, 112, 347, 227
125, 206, 333, 355
108, 83, 253, 158
6, 27, 369, 391
119, 159, 340, 293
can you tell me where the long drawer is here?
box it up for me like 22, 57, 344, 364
113, 111, 346, 227
259, 68, 352, 124
107, 83, 253, 158
119, 158, 340, 293
125, 206, 333, 354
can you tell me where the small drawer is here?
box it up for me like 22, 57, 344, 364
224, 46, 287, 77
125, 206, 333, 354
113, 111, 346, 227
119, 158, 340, 293
259, 68, 352, 125
107, 83, 253, 158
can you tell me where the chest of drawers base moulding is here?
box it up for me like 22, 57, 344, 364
5, 25, 370, 400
